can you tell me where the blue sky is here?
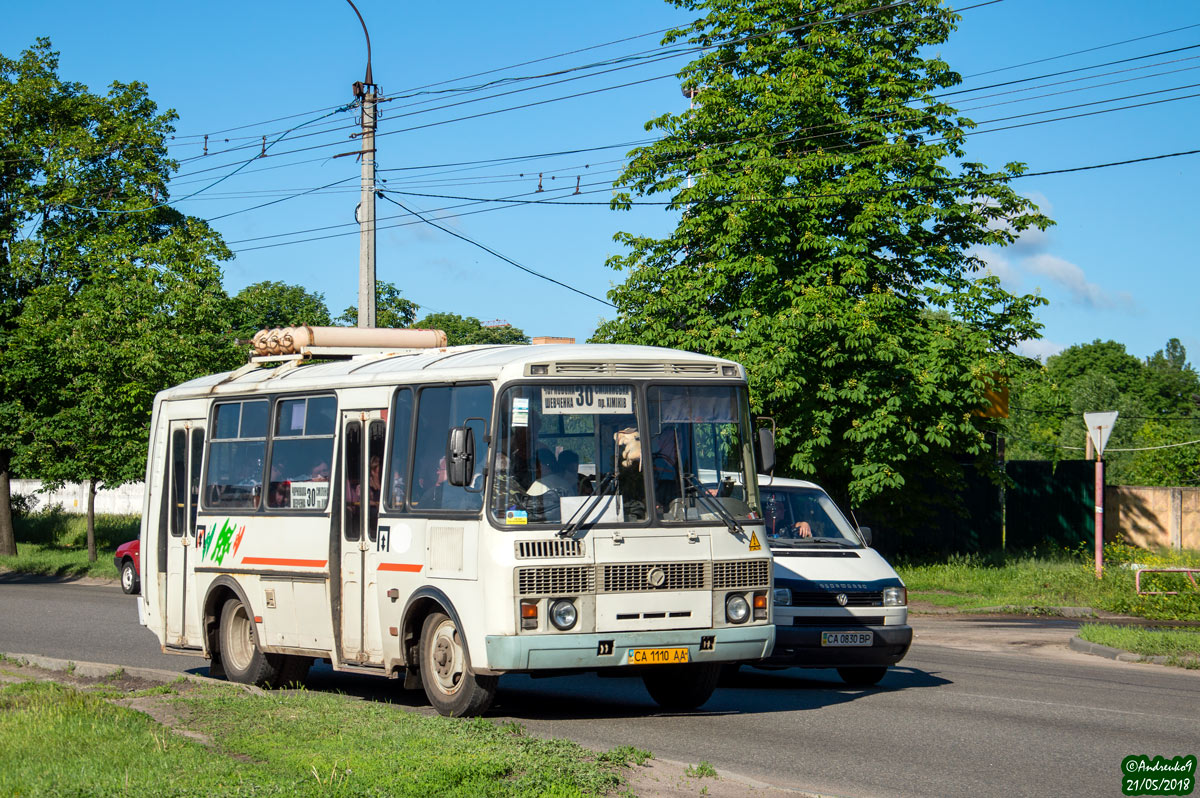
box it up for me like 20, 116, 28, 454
5, 0, 1198, 362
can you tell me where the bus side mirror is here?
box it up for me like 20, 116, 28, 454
446, 426, 475, 487
858, 526, 873, 547
755, 428, 776, 475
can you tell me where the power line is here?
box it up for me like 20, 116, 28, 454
376, 191, 614, 308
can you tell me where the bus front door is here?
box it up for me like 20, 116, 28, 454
164, 420, 205, 647
338, 411, 387, 665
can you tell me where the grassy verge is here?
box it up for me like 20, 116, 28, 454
0, 509, 138, 580
1078, 623, 1200, 668
895, 542, 1200, 621
0, 675, 641, 797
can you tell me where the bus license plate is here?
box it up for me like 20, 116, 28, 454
821, 631, 873, 647
628, 647, 690, 665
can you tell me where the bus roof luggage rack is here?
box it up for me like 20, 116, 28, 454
248, 326, 448, 363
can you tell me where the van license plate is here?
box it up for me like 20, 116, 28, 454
821, 631, 873, 647
628, 647, 690, 665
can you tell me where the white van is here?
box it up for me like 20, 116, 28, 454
754, 476, 911, 686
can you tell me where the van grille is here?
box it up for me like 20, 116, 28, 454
789, 592, 882, 607
791, 616, 884, 626
601, 562, 709, 592
516, 566, 595, 596
713, 559, 771, 589
515, 539, 585, 559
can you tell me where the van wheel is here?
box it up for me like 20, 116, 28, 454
837, 666, 887, 686
642, 663, 721, 710
120, 560, 139, 594
218, 597, 280, 687
418, 611, 497, 717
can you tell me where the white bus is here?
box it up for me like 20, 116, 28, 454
138, 329, 775, 716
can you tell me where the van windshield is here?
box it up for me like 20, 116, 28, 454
760, 486, 862, 548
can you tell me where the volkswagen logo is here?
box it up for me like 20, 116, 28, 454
836, 593, 849, 606
646, 567, 667, 588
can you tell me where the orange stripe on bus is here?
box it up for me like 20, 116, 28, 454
241, 557, 328, 568
377, 562, 423, 572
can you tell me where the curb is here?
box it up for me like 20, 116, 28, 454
1067, 637, 1172, 665
1, 651, 246, 691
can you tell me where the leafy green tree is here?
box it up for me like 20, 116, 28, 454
413, 313, 530, 346
337, 281, 418, 328
231, 281, 331, 340
0, 39, 238, 558
595, 0, 1050, 513
1140, 338, 1200, 418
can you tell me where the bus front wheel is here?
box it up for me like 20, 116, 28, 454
218, 597, 280, 687
418, 611, 497, 717
642, 663, 721, 711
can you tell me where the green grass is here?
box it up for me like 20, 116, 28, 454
896, 543, 1200, 621
0, 508, 138, 579
1078, 623, 1200, 668
0, 680, 636, 797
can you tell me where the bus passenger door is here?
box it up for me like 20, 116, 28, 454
339, 410, 387, 665
165, 421, 205, 647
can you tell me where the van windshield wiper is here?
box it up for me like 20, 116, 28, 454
681, 473, 744, 536
557, 472, 617, 539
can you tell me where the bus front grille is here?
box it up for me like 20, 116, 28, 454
515, 539, 585, 559
712, 559, 771, 589
601, 562, 710, 592
516, 566, 595, 596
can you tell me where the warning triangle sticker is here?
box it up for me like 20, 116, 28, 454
749, 531, 761, 551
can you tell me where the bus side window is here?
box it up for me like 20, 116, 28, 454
410, 385, 492, 511
204, 400, 268, 510
268, 395, 336, 510
387, 389, 413, 510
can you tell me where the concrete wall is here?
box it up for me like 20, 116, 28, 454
1105, 485, 1199, 550
10, 480, 145, 516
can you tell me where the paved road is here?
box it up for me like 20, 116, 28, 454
3, 576, 1198, 798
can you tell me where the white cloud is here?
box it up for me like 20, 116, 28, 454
1024, 254, 1135, 310
1016, 338, 1066, 362
970, 246, 1021, 288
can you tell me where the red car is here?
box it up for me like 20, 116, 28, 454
114, 539, 140, 595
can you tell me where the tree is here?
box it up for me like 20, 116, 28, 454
337, 281, 418, 328
595, 0, 1050, 514
413, 313, 530, 346
232, 281, 331, 340
0, 40, 239, 558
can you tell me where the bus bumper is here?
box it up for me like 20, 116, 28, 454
483, 624, 775, 672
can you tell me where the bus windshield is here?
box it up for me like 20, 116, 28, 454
646, 385, 759, 523
491, 384, 645, 526
489, 383, 759, 528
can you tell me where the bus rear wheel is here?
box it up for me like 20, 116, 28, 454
642, 663, 721, 711
418, 611, 497, 717
218, 597, 281, 687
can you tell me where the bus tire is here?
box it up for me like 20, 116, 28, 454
837, 666, 887, 687
218, 597, 280, 687
418, 611, 497, 717
642, 663, 721, 711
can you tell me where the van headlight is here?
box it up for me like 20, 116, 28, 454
773, 587, 792, 607
883, 587, 907, 607
549, 599, 578, 631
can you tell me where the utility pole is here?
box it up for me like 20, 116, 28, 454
348, 0, 376, 328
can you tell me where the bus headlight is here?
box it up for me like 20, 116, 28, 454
725, 593, 750, 624
773, 587, 792, 607
549, 599, 578, 631
883, 587, 907, 607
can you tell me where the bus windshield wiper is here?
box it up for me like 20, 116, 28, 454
681, 473, 744, 536
557, 472, 617, 539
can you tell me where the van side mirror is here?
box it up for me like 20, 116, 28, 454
755, 427, 776, 475
858, 526, 873, 547
446, 426, 475, 487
